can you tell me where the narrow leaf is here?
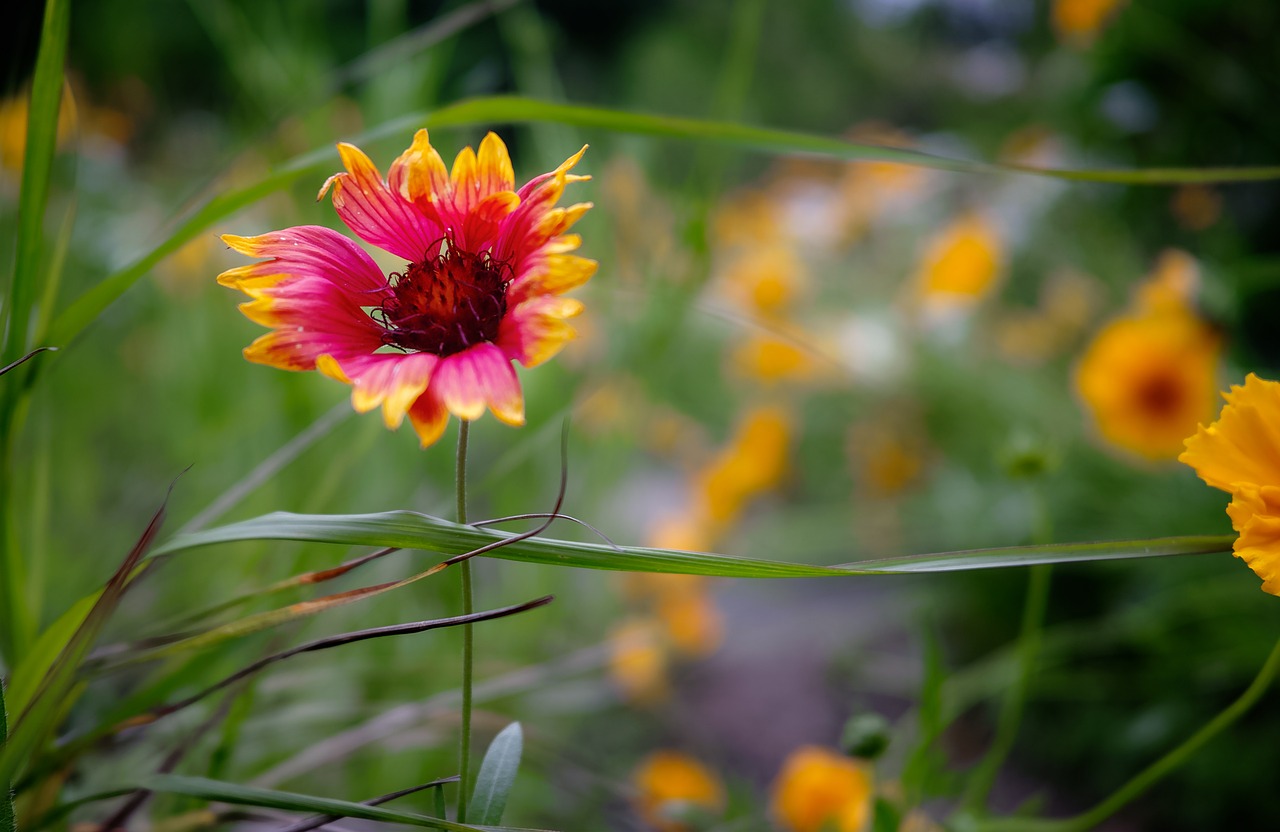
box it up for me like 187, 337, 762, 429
470, 722, 523, 826
144, 775, 551, 832
154, 510, 1235, 578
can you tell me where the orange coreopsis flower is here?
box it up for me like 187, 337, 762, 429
632, 750, 726, 831
219, 131, 595, 447
1180, 374, 1280, 595
1075, 254, 1220, 460
771, 746, 873, 832
913, 213, 1003, 314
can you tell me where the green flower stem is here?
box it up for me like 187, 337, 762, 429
975, 635, 1280, 832
455, 420, 473, 824
961, 563, 1053, 813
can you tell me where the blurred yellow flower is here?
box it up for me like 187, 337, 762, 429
913, 213, 1003, 311
699, 405, 792, 525
994, 269, 1103, 366
771, 746, 873, 832
1180, 374, 1280, 595
720, 244, 807, 317
1075, 255, 1220, 460
1053, 0, 1126, 43
838, 122, 929, 239
714, 188, 783, 248
609, 619, 669, 705
0, 89, 77, 171
632, 750, 726, 831
732, 335, 818, 385
655, 587, 723, 658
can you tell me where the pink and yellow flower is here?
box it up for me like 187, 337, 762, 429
219, 131, 595, 447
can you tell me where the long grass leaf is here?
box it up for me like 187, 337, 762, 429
0, 486, 167, 789
154, 510, 1234, 577
144, 775, 552, 832
2, 680, 14, 832
3, 0, 69, 365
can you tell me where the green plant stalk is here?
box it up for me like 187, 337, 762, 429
2, 680, 15, 832
961, 563, 1053, 813
455, 420, 473, 824
975, 636, 1280, 832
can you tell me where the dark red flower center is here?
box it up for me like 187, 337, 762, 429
1136, 372, 1184, 417
377, 241, 511, 356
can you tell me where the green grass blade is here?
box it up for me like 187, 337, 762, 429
2, 679, 14, 832
144, 775, 551, 832
153, 510, 1234, 577
470, 722, 522, 826
419, 96, 1280, 184
3, 0, 69, 366
3, 593, 98, 719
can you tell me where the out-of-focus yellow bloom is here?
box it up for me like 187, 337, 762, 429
1076, 310, 1219, 460
861, 434, 924, 496
1075, 253, 1220, 460
1053, 0, 1126, 43
913, 213, 1003, 310
1171, 184, 1222, 231
699, 405, 791, 525
1180, 374, 1280, 595
714, 188, 783, 247
632, 750, 726, 831
995, 269, 1103, 366
655, 587, 722, 658
732, 335, 818, 385
720, 244, 807, 318
0, 90, 77, 171
771, 746, 873, 832
1135, 249, 1200, 315
609, 619, 669, 705
838, 122, 929, 240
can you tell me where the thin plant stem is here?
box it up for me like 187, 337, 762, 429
961, 563, 1052, 812
962, 480, 1055, 813
455, 419, 473, 823
975, 635, 1280, 832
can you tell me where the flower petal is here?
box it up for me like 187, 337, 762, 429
432, 343, 525, 425
408, 386, 451, 448
496, 295, 584, 368
321, 142, 440, 262
391, 129, 451, 206
1230, 485, 1280, 595
1180, 374, 1280, 492
476, 132, 515, 197
321, 352, 439, 428
237, 276, 385, 371
508, 252, 598, 305
218, 226, 387, 295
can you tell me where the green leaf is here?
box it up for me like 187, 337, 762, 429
144, 775, 551, 832
2, 679, 14, 832
3, 593, 98, 719
153, 510, 1235, 577
420, 96, 1280, 185
470, 722, 523, 826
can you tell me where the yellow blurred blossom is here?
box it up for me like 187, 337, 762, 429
719, 244, 807, 318
699, 405, 792, 526
609, 619, 669, 705
1053, 0, 1126, 43
655, 587, 723, 658
1075, 255, 1220, 460
1171, 184, 1223, 231
714, 187, 783, 248
732, 335, 818, 385
0, 88, 77, 171
838, 122, 929, 240
632, 750, 726, 831
995, 269, 1104, 366
627, 519, 724, 658
913, 212, 1003, 311
771, 746, 873, 832
1180, 374, 1280, 595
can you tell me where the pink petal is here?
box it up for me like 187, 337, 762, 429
431, 343, 525, 425
219, 226, 389, 295
321, 143, 442, 262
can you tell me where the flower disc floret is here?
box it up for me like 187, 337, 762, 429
218, 131, 595, 448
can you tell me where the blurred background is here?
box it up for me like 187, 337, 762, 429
3, 0, 1280, 829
